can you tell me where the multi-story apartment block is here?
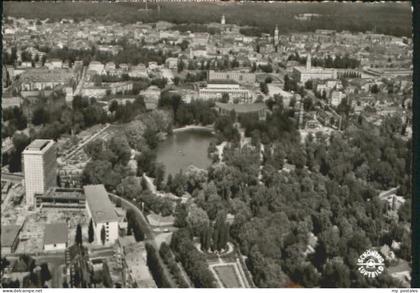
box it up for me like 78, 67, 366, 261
23, 139, 57, 207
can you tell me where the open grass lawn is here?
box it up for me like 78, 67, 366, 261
4, 2, 411, 37
214, 265, 242, 288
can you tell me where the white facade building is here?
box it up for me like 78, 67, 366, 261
330, 91, 346, 107
45, 59, 63, 70
23, 139, 57, 207
88, 61, 105, 75
84, 185, 119, 245
198, 81, 251, 102
208, 70, 256, 85
293, 53, 337, 83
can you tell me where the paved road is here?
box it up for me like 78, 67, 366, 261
1, 172, 24, 182
63, 124, 110, 161
1, 180, 24, 214
73, 66, 87, 97
108, 193, 188, 288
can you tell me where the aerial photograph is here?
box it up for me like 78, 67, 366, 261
0, 0, 413, 289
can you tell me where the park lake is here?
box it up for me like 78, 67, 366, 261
156, 128, 215, 176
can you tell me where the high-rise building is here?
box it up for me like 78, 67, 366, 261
23, 139, 57, 207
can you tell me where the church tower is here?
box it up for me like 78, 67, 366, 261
221, 15, 226, 25
274, 25, 279, 47
306, 52, 312, 71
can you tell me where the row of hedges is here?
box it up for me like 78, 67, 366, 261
145, 243, 172, 288
170, 229, 216, 288
159, 243, 189, 288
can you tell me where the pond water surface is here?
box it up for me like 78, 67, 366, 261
156, 128, 215, 176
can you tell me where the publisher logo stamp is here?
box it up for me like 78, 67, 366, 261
357, 249, 385, 278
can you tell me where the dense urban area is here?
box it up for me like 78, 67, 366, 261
1, 1, 413, 289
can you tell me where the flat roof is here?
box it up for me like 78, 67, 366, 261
84, 185, 118, 224
23, 139, 55, 153
1, 225, 22, 247
44, 223, 68, 245
19, 68, 74, 84
208, 79, 239, 85
40, 187, 85, 200
294, 66, 336, 74
215, 102, 267, 113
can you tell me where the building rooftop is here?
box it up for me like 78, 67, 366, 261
23, 139, 55, 154
215, 102, 267, 113
19, 68, 74, 84
294, 66, 336, 74
208, 79, 239, 85
40, 187, 85, 200
84, 185, 119, 224
1, 225, 22, 247
25, 139, 51, 151
44, 223, 68, 245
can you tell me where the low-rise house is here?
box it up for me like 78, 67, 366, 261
140, 85, 161, 111
165, 57, 178, 70
378, 188, 406, 211
81, 86, 108, 99
45, 59, 63, 70
119, 63, 129, 72
128, 64, 148, 78
330, 91, 346, 107
190, 45, 208, 58
148, 62, 159, 70
109, 98, 136, 106
146, 213, 175, 228
103, 81, 133, 95
104, 62, 116, 73
191, 32, 209, 46
2, 96, 23, 109
379, 244, 396, 262
88, 61, 105, 75
144, 96, 158, 111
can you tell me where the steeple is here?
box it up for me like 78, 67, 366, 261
221, 14, 226, 25
306, 52, 312, 71
274, 25, 279, 46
